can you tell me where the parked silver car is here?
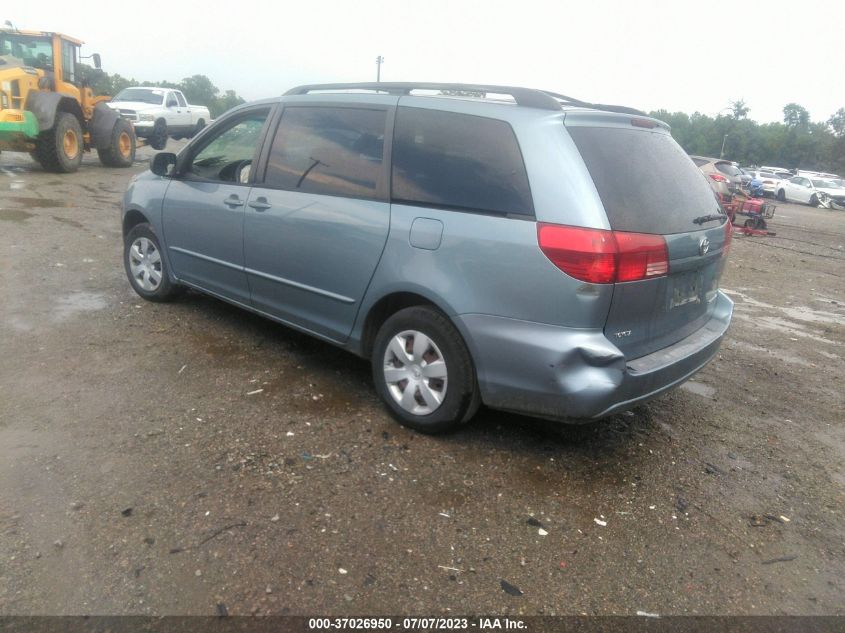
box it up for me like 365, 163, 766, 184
690, 155, 744, 192
122, 83, 733, 433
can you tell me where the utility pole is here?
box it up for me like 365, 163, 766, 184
375, 56, 384, 83
720, 134, 729, 159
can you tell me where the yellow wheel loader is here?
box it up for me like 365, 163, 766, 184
0, 29, 135, 173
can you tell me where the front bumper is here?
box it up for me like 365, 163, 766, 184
132, 122, 154, 137
457, 290, 733, 422
0, 109, 39, 151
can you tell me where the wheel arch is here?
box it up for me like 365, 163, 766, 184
356, 289, 468, 360
123, 208, 151, 238
25, 92, 84, 132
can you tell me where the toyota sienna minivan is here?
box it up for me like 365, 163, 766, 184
122, 82, 733, 433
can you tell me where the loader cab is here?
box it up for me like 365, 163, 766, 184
0, 30, 83, 87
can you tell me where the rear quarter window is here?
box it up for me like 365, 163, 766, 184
391, 107, 533, 216
568, 126, 723, 235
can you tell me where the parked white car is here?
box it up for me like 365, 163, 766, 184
776, 175, 845, 209
747, 170, 783, 196
108, 87, 211, 150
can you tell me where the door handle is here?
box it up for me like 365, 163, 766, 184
223, 195, 244, 207
248, 197, 272, 212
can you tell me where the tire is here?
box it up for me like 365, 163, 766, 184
34, 112, 84, 173
97, 118, 136, 167
372, 306, 479, 434
776, 189, 786, 202
191, 119, 206, 138
149, 119, 168, 150
124, 223, 181, 302
809, 194, 819, 207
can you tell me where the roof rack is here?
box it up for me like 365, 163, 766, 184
283, 82, 647, 116
284, 82, 564, 111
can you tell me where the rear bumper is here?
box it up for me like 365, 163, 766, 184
457, 291, 733, 422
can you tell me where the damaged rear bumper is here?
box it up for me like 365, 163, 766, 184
457, 291, 733, 422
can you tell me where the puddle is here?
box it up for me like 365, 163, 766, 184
679, 381, 716, 398
733, 313, 841, 347
7, 196, 70, 208
51, 215, 84, 229
52, 292, 107, 321
0, 209, 34, 222
9, 181, 25, 190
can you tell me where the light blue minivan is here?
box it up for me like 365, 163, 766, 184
122, 83, 733, 433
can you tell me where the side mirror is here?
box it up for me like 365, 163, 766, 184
150, 152, 177, 177
92, 53, 102, 70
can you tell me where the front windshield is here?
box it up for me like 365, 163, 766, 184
0, 34, 54, 70
113, 88, 164, 105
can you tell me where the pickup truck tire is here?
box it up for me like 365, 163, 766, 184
97, 119, 136, 167
34, 112, 84, 173
149, 120, 168, 150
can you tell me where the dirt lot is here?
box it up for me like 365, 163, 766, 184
1, 144, 843, 616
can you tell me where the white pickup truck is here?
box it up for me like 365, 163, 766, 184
107, 87, 211, 150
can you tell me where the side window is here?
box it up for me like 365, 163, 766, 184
166, 93, 178, 108
264, 107, 387, 200
175, 92, 187, 108
61, 41, 76, 83
188, 109, 270, 182
391, 107, 533, 216
691, 157, 709, 167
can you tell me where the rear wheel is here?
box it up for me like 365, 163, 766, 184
34, 112, 84, 173
776, 189, 786, 201
372, 306, 479, 434
97, 119, 136, 167
189, 119, 206, 138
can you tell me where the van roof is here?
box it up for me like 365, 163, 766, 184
284, 82, 648, 117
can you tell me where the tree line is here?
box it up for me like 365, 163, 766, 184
650, 100, 845, 175
78, 66, 845, 175
79, 65, 245, 119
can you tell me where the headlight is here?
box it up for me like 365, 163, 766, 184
139, 114, 155, 122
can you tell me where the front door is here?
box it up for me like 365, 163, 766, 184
161, 106, 272, 304
244, 102, 394, 342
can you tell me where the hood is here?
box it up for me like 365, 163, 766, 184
817, 186, 845, 196
106, 100, 161, 112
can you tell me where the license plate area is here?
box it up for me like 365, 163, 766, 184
670, 272, 703, 309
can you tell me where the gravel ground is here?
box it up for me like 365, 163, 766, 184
0, 143, 843, 616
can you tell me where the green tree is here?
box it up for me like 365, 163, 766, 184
730, 99, 750, 119
783, 103, 810, 128
827, 108, 845, 137
178, 74, 219, 108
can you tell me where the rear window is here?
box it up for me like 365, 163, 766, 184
568, 126, 722, 235
715, 162, 741, 176
391, 107, 533, 216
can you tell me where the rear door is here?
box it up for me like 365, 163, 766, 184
243, 100, 394, 342
566, 119, 730, 359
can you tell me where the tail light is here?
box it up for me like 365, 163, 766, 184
722, 218, 733, 257
537, 223, 669, 284
709, 173, 728, 182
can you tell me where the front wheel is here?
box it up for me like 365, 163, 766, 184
372, 306, 479, 434
124, 223, 182, 302
34, 112, 84, 173
97, 118, 136, 167
809, 194, 819, 207
776, 189, 786, 202
149, 120, 168, 150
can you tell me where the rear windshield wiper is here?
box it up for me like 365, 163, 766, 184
692, 214, 725, 226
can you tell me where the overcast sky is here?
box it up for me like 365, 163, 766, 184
7, 0, 844, 123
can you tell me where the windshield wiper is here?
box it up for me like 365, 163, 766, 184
693, 214, 724, 226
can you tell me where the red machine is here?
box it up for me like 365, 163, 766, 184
721, 192, 776, 235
